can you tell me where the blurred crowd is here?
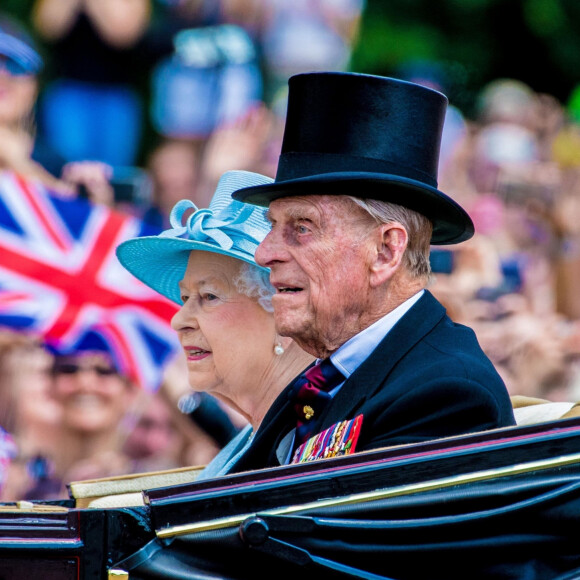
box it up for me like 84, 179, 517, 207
432, 77, 580, 406
0, 0, 365, 500
2, 0, 580, 500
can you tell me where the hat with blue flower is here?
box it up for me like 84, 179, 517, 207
116, 170, 273, 305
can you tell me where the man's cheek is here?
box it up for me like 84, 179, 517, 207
315, 284, 343, 315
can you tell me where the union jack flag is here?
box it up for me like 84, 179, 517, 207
0, 171, 180, 391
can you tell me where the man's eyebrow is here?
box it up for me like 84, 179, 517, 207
289, 206, 319, 223
266, 204, 319, 223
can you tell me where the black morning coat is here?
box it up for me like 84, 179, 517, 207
230, 290, 516, 474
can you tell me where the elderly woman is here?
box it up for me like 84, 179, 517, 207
116, 170, 314, 478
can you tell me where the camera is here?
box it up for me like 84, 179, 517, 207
76, 166, 153, 207
110, 166, 153, 206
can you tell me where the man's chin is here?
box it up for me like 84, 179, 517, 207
274, 317, 327, 357
273, 314, 305, 342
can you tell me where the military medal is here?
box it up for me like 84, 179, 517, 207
292, 414, 363, 464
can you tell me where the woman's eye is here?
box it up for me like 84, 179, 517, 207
203, 293, 218, 302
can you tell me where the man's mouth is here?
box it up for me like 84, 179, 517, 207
276, 286, 303, 294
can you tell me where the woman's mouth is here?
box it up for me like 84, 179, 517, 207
184, 346, 211, 361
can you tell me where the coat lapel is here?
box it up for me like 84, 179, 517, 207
232, 291, 447, 472
322, 291, 447, 427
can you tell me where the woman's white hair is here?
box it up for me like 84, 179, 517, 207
347, 196, 433, 279
233, 262, 275, 312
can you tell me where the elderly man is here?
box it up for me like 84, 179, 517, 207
230, 72, 515, 471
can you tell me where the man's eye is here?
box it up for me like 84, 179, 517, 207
297, 224, 310, 234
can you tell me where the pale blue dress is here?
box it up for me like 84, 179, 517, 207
195, 424, 254, 481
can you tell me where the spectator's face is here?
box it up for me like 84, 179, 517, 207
123, 395, 179, 461
0, 341, 61, 436
255, 195, 375, 357
52, 353, 132, 434
0, 56, 37, 126
149, 141, 199, 209
12, 345, 60, 429
171, 251, 277, 401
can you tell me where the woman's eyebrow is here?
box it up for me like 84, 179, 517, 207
179, 274, 228, 290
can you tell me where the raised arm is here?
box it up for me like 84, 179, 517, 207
32, 0, 151, 48
32, 0, 83, 41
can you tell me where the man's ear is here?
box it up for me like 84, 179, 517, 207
369, 223, 408, 287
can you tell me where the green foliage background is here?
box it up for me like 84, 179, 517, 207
350, 0, 580, 117
4, 0, 580, 123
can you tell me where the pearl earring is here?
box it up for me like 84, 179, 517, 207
274, 342, 284, 356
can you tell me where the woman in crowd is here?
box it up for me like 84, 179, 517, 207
46, 347, 140, 494
0, 14, 130, 204
0, 15, 68, 189
116, 170, 314, 478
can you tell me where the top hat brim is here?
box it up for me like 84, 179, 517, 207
232, 172, 474, 245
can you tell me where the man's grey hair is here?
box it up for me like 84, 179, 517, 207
347, 196, 433, 279
233, 262, 275, 312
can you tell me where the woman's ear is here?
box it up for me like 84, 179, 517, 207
369, 223, 408, 287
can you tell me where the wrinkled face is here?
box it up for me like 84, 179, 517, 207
0, 57, 37, 126
171, 251, 276, 400
52, 353, 132, 435
255, 196, 376, 357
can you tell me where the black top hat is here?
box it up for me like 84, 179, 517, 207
232, 72, 474, 245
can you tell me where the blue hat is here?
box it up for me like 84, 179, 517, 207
0, 19, 43, 76
116, 170, 274, 305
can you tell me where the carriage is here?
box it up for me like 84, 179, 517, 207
2, 405, 580, 580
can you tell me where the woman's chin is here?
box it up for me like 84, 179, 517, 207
187, 373, 218, 395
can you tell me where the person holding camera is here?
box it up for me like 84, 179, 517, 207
0, 15, 69, 191
32, 0, 150, 168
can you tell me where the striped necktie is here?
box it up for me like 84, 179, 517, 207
290, 358, 345, 446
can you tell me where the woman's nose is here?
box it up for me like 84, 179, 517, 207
74, 367, 101, 389
171, 301, 199, 332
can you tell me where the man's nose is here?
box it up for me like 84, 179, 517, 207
255, 229, 283, 268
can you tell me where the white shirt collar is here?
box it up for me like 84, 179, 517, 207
330, 290, 424, 379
